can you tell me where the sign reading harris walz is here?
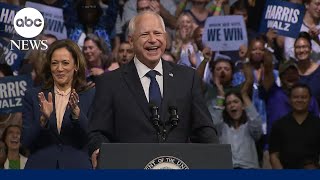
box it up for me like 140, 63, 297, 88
0, 37, 26, 74
260, 0, 305, 38
0, 75, 32, 114
0, 2, 22, 38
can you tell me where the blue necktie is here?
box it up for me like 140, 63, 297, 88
146, 70, 162, 107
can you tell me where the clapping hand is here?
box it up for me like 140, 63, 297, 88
202, 47, 213, 61
38, 92, 53, 119
69, 89, 80, 119
150, 0, 160, 14
309, 25, 320, 46
38, 92, 53, 127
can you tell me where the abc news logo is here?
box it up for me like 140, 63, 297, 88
10, 7, 48, 51
15, 17, 42, 28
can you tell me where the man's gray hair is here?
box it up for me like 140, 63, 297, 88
128, 11, 166, 36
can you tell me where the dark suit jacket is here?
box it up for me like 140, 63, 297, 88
22, 87, 95, 169
88, 60, 219, 155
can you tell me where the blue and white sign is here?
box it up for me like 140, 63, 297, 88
25, 1, 67, 39
0, 75, 33, 114
259, 0, 305, 38
0, 2, 22, 38
202, 15, 248, 52
0, 37, 26, 74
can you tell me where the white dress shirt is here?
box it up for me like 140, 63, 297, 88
134, 57, 163, 102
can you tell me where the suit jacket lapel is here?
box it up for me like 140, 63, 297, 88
160, 61, 175, 123
61, 104, 71, 131
123, 61, 150, 118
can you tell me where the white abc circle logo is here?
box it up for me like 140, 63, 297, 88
14, 8, 44, 38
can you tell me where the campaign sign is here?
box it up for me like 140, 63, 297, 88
259, 0, 305, 38
25, 1, 67, 39
202, 15, 248, 51
0, 75, 32, 114
0, 2, 22, 38
0, 37, 26, 74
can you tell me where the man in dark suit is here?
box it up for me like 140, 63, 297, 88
88, 11, 219, 168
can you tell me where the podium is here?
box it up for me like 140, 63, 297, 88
97, 143, 233, 169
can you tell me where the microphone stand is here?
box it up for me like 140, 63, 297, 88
150, 105, 164, 143
150, 105, 179, 143
163, 106, 179, 142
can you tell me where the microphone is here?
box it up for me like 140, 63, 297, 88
168, 106, 179, 127
161, 102, 179, 142
149, 103, 162, 139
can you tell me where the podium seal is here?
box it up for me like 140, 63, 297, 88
144, 156, 189, 169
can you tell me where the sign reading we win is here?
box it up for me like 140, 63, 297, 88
202, 15, 248, 52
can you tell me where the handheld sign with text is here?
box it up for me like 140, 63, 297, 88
0, 2, 22, 38
202, 15, 247, 52
0, 75, 32, 114
0, 37, 26, 74
259, 0, 305, 38
25, 1, 67, 39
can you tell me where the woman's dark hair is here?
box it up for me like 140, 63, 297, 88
1, 125, 21, 144
1, 125, 28, 157
247, 35, 266, 58
84, 33, 112, 69
289, 83, 312, 98
222, 91, 248, 127
42, 39, 88, 92
230, 0, 248, 14
294, 32, 312, 49
209, 59, 235, 75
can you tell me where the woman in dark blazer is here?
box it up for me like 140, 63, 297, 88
22, 39, 95, 169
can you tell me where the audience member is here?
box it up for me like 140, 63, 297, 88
264, 59, 319, 141
284, 0, 320, 62
117, 41, 134, 65
269, 84, 320, 169
83, 33, 117, 82
210, 61, 262, 169
172, 13, 200, 68
294, 32, 320, 106
2, 125, 27, 169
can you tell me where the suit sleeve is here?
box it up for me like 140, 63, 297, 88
87, 74, 114, 156
21, 89, 51, 150
189, 70, 219, 143
70, 88, 96, 135
21, 89, 39, 149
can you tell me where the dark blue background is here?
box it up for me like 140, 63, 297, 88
0, 170, 319, 180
